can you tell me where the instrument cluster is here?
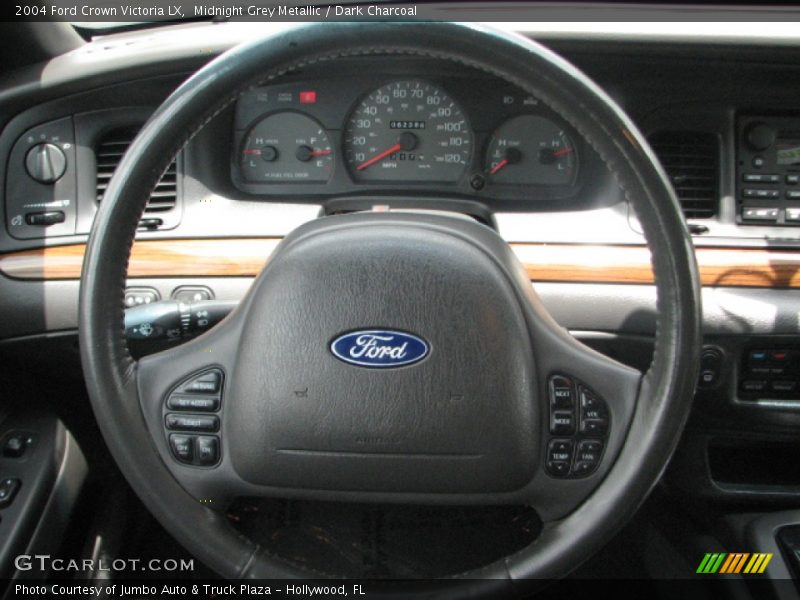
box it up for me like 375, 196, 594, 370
231, 70, 591, 205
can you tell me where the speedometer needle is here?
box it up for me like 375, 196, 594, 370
356, 143, 402, 171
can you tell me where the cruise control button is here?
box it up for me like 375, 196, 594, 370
167, 395, 219, 412
580, 418, 608, 436
166, 414, 219, 432
547, 439, 574, 463
0, 478, 21, 508
549, 375, 575, 409
169, 434, 194, 463
195, 436, 220, 466
546, 461, 570, 477
182, 370, 222, 394
549, 411, 575, 435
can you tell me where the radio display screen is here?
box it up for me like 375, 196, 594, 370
777, 140, 800, 166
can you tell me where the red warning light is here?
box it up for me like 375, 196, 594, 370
299, 91, 317, 104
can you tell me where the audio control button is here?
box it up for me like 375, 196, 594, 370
742, 207, 779, 221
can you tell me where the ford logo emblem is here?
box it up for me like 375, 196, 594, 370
330, 330, 430, 368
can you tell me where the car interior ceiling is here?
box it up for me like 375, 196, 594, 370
1, 14, 800, 598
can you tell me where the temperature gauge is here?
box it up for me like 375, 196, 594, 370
486, 115, 577, 186
240, 112, 333, 183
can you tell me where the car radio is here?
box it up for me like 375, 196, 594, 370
737, 115, 800, 226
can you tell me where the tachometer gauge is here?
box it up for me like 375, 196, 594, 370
486, 115, 577, 186
344, 80, 472, 182
240, 112, 333, 183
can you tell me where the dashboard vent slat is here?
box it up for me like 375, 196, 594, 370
648, 131, 720, 219
95, 127, 178, 218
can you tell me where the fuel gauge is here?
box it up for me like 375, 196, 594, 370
240, 112, 333, 183
486, 115, 577, 186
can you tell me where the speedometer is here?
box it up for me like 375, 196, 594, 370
344, 80, 472, 182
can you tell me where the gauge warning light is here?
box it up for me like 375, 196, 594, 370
299, 91, 317, 104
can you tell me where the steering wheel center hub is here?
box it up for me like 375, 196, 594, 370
226, 214, 539, 494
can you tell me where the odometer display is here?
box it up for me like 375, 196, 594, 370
344, 80, 472, 182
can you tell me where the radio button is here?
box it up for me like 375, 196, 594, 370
743, 173, 779, 183
742, 207, 779, 221
786, 208, 800, 222
743, 188, 780, 199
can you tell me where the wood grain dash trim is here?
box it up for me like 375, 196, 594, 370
0, 238, 282, 281
2, 238, 800, 289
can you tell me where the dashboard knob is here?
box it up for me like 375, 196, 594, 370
25, 143, 67, 184
745, 123, 776, 152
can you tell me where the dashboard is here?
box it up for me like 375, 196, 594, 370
6, 17, 800, 587
230, 59, 597, 205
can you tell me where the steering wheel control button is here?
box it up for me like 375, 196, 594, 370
549, 375, 575, 409
546, 460, 570, 477
167, 395, 219, 412
549, 411, 575, 435
169, 435, 194, 464
181, 371, 222, 394
572, 460, 598, 477
580, 418, 608, 436
547, 374, 611, 477
164, 369, 224, 466
547, 439, 574, 463
0, 478, 21, 508
579, 388, 607, 420
195, 436, 220, 466
166, 414, 219, 433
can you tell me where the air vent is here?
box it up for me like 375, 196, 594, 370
95, 127, 178, 216
648, 131, 719, 219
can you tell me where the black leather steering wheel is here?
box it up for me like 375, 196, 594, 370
79, 22, 701, 587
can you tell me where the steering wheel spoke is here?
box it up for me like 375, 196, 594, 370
521, 309, 643, 520
136, 308, 253, 508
